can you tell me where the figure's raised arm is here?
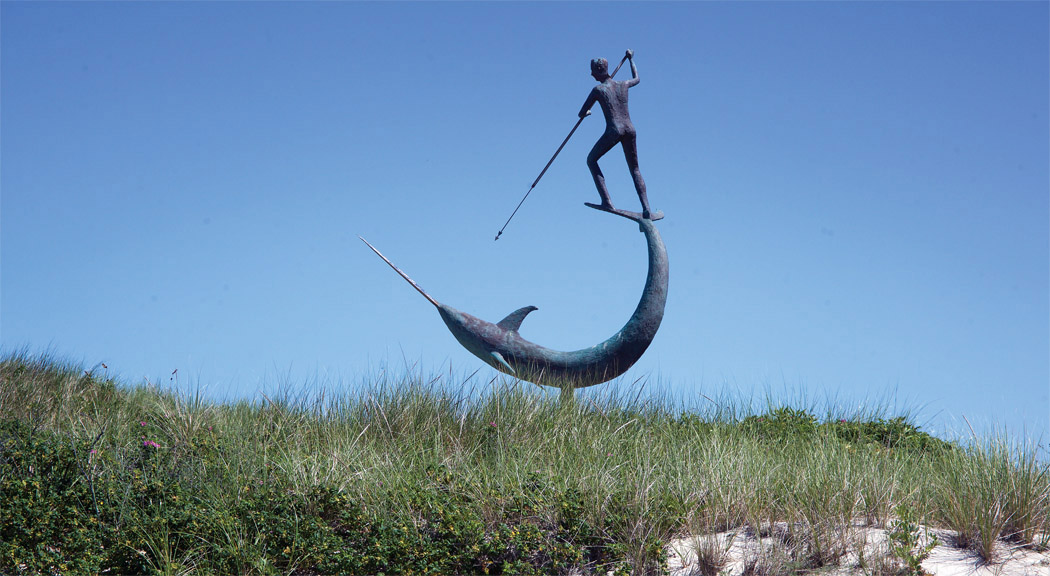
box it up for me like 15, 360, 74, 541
625, 49, 639, 87
579, 87, 599, 118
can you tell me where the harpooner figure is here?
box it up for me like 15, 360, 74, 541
579, 49, 652, 219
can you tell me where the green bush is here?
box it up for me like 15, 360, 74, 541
741, 407, 819, 439
740, 407, 951, 454
827, 416, 952, 453
888, 503, 938, 576
1, 353, 1039, 576
0, 419, 114, 575
0, 419, 645, 575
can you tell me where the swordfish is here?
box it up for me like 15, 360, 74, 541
360, 206, 668, 389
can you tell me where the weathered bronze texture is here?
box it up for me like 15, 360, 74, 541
584, 202, 663, 222
579, 50, 652, 219
360, 208, 668, 392
442, 212, 666, 387
363, 50, 668, 396
494, 52, 636, 240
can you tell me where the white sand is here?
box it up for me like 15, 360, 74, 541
665, 524, 1049, 576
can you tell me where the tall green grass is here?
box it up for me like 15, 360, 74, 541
0, 351, 1046, 575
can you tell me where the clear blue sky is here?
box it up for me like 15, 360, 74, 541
3, 2, 1047, 441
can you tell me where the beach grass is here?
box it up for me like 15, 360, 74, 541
0, 351, 1046, 575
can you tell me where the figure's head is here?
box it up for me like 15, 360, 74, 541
590, 58, 609, 81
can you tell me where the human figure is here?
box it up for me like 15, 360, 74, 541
579, 49, 651, 219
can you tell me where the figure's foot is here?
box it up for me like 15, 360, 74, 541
600, 202, 615, 211
642, 209, 651, 220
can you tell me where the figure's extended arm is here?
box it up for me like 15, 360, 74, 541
579, 87, 599, 118
625, 50, 639, 87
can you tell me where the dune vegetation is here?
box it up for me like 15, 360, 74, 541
0, 351, 1046, 575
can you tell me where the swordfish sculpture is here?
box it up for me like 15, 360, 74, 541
362, 51, 668, 396
360, 209, 667, 393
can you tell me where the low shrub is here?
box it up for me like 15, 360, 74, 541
1, 353, 1042, 576
0, 419, 649, 575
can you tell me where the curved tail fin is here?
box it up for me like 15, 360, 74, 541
359, 236, 440, 308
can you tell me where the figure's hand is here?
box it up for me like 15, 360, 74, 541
626, 49, 634, 60
579, 109, 592, 119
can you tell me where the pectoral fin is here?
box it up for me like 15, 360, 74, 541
490, 351, 515, 374
496, 306, 538, 333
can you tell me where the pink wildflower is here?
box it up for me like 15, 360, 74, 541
143, 440, 160, 449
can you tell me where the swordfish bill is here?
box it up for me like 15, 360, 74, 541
359, 212, 668, 388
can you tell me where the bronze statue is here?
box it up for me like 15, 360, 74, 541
579, 50, 651, 219
367, 49, 669, 398
362, 205, 667, 399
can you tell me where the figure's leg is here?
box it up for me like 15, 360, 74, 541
621, 132, 651, 218
587, 131, 620, 208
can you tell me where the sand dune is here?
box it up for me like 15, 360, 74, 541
665, 523, 1049, 576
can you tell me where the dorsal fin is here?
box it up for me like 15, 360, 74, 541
497, 306, 538, 332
